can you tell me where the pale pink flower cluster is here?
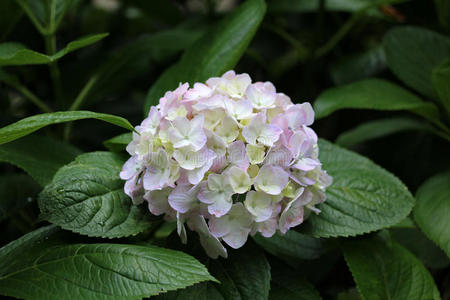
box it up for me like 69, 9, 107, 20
121, 71, 332, 258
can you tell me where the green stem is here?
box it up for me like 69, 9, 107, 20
45, 34, 64, 108
4, 80, 52, 113
264, 24, 309, 61
314, 12, 361, 58
64, 75, 99, 140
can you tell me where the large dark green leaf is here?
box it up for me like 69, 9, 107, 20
432, 58, 450, 115
268, 0, 384, 16
0, 110, 134, 145
330, 45, 386, 85
414, 171, 450, 258
342, 236, 440, 300
383, 26, 450, 98
39, 152, 156, 238
390, 227, 450, 269
0, 174, 40, 221
302, 140, 415, 238
0, 135, 81, 186
314, 78, 439, 121
335, 117, 432, 148
0, 33, 108, 66
0, 225, 215, 299
144, 0, 266, 113
253, 230, 325, 260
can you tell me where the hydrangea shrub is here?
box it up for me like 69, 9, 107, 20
121, 71, 332, 258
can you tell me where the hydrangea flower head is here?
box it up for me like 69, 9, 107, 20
121, 70, 332, 258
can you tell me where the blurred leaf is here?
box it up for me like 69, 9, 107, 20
302, 139, 415, 238
337, 288, 362, 300
0, 110, 134, 145
0, 174, 40, 222
391, 227, 450, 269
434, 0, 450, 31
144, 0, 266, 113
39, 151, 158, 238
0, 1, 22, 41
383, 26, 450, 98
253, 230, 325, 260
268, 0, 384, 16
269, 262, 321, 300
0, 225, 215, 299
414, 171, 450, 258
103, 132, 132, 152
90, 29, 203, 101
0, 33, 108, 66
0, 135, 81, 186
314, 78, 439, 121
432, 58, 450, 115
128, 0, 182, 25
330, 45, 386, 85
342, 236, 440, 300
335, 117, 432, 148
16, 0, 72, 34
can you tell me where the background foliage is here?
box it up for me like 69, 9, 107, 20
0, 0, 449, 299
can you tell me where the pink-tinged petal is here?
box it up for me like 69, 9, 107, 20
187, 215, 227, 259
207, 196, 233, 217
120, 156, 143, 180
279, 198, 305, 234
209, 216, 232, 238
290, 170, 316, 186
142, 149, 170, 190
258, 124, 282, 146
124, 174, 144, 205
209, 154, 228, 173
244, 191, 273, 222
264, 144, 293, 167
227, 140, 250, 171
192, 94, 226, 111
255, 165, 290, 195
187, 159, 213, 184
184, 83, 213, 100
245, 82, 277, 109
293, 158, 321, 171
222, 229, 251, 249
256, 217, 278, 238
177, 213, 187, 244
144, 188, 171, 216
168, 184, 200, 213
242, 112, 265, 145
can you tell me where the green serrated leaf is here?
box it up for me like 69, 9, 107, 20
390, 227, 450, 269
103, 132, 132, 152
432, 58, 450, 116
314, 78, 439, 121
335, 117, 432, 148
302, 139, 415, 238
414, 171, 450, 258
0, 33, 108, 66
38, 151, 157, 238
342, 236, 440, 300
383, 26, 450, 98
253, 230, 325, 260
0, 110, 134, 145
144, 0, 266, 114
0, 225, 215, 299
0, 174, 40, 221
0, 135, 81, 186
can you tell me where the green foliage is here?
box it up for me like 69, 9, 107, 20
144, 0, 266, 113
39, 152, 157, 238
335, 117, 432, 148
253, 230, 325, 260
0, 225, 215, 299
342, 236, 440, 300
432, 58, 450, 115
302, 140, 415, 238
314, 78, 439, 120
103, 132, 132, 152
0, 33, 108, 66
383, 26, 450, 98
0, 135, 81, 186
414, 171, 450, 258
0, 174, 40, 221
0, 111, 134, 145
